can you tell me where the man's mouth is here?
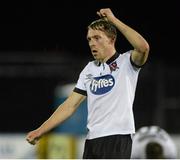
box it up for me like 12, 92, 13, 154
92, 49, 97, 53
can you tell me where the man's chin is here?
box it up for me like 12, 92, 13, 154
93, 55, 98, 59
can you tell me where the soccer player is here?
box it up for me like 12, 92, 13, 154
131, 126, 178, 159
26, 8, 150, 159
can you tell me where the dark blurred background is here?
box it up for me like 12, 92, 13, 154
0, 0, 180, 133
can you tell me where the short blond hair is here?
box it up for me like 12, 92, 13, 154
88, 19, 117, 41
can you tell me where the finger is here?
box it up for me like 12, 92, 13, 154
99, 9, 106, 17
26, 135, 32, 142
26, 138, 32, 143
27, 138, 36, 145
30, 140, 36, 145
96, 11, 101, 17
97, 11, 107, 20
26, 136, 35, 144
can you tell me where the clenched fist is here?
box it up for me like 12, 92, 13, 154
26, 129, 42, 145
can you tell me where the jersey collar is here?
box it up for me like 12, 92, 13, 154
94, 52, 119, 66
106, 52, 119, 65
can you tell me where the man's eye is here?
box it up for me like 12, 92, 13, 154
95, 36, 100, 40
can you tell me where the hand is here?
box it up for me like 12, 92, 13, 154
26, 129, 42, 145
97, 8, 115, 22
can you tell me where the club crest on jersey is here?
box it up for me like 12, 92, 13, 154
109, 61, 119, 73
90, 74, 115, 95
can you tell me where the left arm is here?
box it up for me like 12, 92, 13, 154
97, 8, 150, 66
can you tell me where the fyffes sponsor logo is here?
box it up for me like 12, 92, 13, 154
90, 74, 115, 95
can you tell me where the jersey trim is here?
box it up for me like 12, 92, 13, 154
130, 54, 145, 68
106, 52, 120, 64
73, 87, 87, 96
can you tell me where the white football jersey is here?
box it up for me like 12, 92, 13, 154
131, 126, 178, 159
74, 51, 140, 139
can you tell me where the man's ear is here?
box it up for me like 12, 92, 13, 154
110, 37, 116, 44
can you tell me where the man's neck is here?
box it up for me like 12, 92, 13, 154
101, 49, 116, 63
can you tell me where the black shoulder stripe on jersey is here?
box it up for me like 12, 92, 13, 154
73, 87, 87, 96
130, 54, 146, 68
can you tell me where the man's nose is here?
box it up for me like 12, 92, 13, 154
89, 39, 96, 46
89, 41, 96, 47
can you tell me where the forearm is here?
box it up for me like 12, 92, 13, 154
37, 103, 75, 136
110, 17, 149, 52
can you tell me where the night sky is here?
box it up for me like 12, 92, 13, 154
0, 0, 179, 65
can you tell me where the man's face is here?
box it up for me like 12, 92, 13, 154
87, 28, 112, 61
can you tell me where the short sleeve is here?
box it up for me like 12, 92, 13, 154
128, 50, 146, 69
124, 50, 141, 72
73, 63, 89, 96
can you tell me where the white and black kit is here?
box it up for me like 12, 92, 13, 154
74, 51, 141, 158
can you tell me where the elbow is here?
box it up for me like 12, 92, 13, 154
139, 42, 150, 55
144, 42, 150, 53
144, 41, 150, 52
